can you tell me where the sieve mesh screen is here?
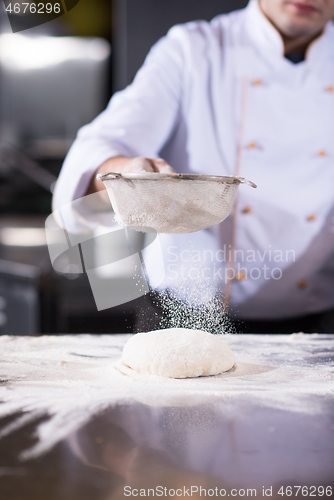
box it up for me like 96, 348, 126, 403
97, 172, 256, 234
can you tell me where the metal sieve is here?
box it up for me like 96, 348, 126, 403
97, 172, 257, 234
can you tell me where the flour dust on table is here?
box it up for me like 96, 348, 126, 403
0, 334, 333, 460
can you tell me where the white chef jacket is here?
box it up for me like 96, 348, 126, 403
53, 0, 334, 320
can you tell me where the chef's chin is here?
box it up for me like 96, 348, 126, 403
260, 0, 332, 38
283, 1, 323, 30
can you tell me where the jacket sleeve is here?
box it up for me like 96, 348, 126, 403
52, 28, 185, 232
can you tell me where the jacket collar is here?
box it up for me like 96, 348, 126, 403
244, 0, 334, 64
245, 0, 284, 58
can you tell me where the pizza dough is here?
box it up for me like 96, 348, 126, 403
122, 328, 236, 379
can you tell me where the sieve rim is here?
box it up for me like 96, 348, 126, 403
97, 171, 257, 188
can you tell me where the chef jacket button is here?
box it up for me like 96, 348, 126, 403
235, 271, 246, 281
307, 214, 316, 221
252, 79, 262, 86
242, 207, 252, 214
318, 150, 327, 157
297, 280, 307, 290
325, 85, 333, 92
247, 142, 258, 149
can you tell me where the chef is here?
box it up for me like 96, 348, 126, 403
53, 0, 334, 333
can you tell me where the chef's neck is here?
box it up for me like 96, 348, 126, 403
281, 30, 322, 54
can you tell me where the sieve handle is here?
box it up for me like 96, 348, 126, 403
97, 172, 122, 182
236, 177, 257, 188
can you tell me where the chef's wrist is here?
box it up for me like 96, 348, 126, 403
86, 156, 130, 195
85, 156, 175, 196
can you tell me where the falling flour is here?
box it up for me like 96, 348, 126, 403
135, 290, 236, 334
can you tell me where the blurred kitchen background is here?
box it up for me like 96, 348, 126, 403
0, 0, 247, 335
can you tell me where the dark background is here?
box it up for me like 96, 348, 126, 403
112, 0, 248, 91
0, 0, 248, 334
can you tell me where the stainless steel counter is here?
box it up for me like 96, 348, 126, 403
0, 333, 333, 499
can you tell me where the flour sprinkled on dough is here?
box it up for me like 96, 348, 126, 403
135, 290, 236, 335
122, 328, 236, 378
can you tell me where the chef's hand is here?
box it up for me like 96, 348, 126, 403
86, 156, 175, 196
116, 156, 175, 174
